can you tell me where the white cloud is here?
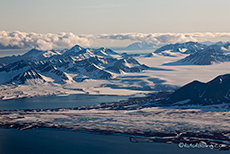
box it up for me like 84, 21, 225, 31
0, 31, 91, 50
93, 32, 230, 44
1, 31, 230, 50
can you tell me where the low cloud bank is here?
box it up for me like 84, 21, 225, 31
1, 31, 230, 50
94, 32, 230, 44
0, 31, 91, 50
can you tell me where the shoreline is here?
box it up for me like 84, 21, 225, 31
1, 106, 230, 151
0, 92, 146, 102
2, 127, 227, 154
0, 126, 229, 151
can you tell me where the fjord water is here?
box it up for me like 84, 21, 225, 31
0, 128, 228, 154
0, 94, 139, 110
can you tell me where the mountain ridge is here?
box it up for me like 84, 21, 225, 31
163, 41, 230, 65
158, 74, 230, 106
0, 45, 149, 85
146, 41, 207, 57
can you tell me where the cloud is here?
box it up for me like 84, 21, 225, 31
1, 31, 230, 50
0, 31, 91, 50
92, 32, 230, 44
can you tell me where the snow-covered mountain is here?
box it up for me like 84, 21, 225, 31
0, 45, 149, 85
126, 41, 158, 50
106, 56, 148, 73
165, 42, 230, 65
159, 74, 230, 106
212, 41, 230, 51
201, 41, 215, 46
0, 60, 45, 84
0, 48, 67, 65
146, 41, 207, 57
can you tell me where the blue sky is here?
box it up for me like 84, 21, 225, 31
0, 0, 230, 48
1, 0, 230, 34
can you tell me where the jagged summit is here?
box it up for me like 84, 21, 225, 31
69, 44, 83, 51
23, 48, 43, 56
61, 45, 84, 56
11, 67, 45, 84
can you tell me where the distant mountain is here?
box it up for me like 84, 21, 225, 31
0, 48, 66, 65
201, 41, 215, 46
0, 45, 149, 85
213, 41, 230, 51
165, 42, 230, 65
159, 74, 230, 106
146, 41, 207, 57
23, 48, 63, 60
126, 42, 157, 50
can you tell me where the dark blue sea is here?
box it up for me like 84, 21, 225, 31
0, 94, 137, 110
0, 128, 228, 154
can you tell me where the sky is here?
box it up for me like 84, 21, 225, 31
0, 0, 230, 49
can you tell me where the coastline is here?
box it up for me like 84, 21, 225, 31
1, 106, 230, 151
1, 128, 228, 154
0, 93, 145, 111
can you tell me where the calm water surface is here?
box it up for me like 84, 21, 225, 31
0, 94, 140, 110
0, 128, 228, 154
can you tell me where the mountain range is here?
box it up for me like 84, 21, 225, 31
125, 41, 160, 50
0, 45, 149, 85
1, 41, 230, 103
161, 41, 230, 65
145, 41, 207, 57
